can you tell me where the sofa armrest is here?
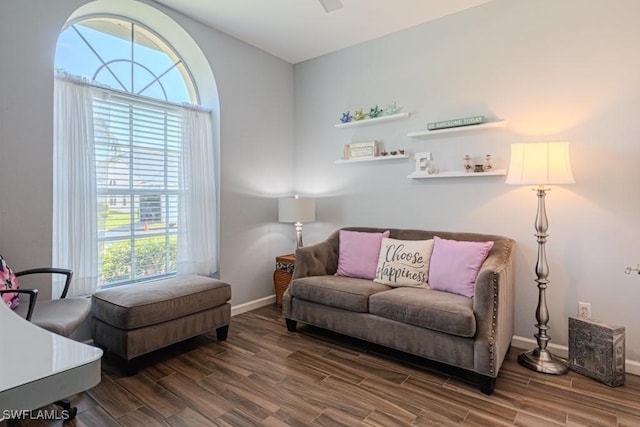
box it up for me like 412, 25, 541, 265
292, 240, 338, 279
472, 239, 515, 377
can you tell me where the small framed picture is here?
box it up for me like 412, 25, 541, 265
348, 141, 378, 159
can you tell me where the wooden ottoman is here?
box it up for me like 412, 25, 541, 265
91, 275, 231, 373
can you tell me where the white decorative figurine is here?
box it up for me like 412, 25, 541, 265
414, 152, 432, 172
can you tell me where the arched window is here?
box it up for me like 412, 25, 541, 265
56, 17, 196, 103
54, 16, 217, 293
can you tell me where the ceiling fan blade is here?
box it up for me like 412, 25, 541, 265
318, 0, 343, 13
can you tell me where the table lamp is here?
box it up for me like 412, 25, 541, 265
278, 195, 316, 248
506, 141, 575, 374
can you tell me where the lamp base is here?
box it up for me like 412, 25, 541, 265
518, 348, 569, 375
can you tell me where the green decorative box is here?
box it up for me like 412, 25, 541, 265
568, 316, 625, 387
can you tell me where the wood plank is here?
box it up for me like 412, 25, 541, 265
116, 372, 187, 418
159, 352, 216, 381
320, 376, 419, 422
74, 405, 121, 427
166, 407, 219, 427
156, 373, 231, 421
85, 373, 143, 419
287, 349, 366, 384
116, 406, 170, 427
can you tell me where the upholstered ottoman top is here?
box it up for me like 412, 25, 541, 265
92, 275, 231, 330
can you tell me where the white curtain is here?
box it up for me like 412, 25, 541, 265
177, 107, 218, 275
52, 73, 99, 297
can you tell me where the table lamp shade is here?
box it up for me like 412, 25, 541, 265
506, 142, 575, 186
278, 196, 316, 223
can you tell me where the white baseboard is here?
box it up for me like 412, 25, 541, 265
512, 335, 640, 376
231, 295, 275, 317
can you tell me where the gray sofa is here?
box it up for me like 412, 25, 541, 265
282, 227, 515, 394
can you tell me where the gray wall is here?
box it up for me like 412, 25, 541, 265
294, 0, 640, 360
0, 0, 295, 304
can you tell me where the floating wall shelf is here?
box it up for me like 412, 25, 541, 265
335, 112, 410, 129
335, 154, 409, 164
407, 120, 507, 138
408, 169, 507, 179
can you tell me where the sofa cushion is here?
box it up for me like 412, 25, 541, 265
289, 275, 390, 313
428, 236, 494, 298
369, 287, 476, 337
374, 238, 434, 287
336, 229, 389, 280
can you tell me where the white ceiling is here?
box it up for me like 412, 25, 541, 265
152, 0, 493, 64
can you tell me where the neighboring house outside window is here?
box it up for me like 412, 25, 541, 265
54, 16, 214, 290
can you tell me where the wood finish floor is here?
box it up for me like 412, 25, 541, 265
4, 304, 640, 426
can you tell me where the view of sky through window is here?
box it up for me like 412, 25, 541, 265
55, 18, 192, 104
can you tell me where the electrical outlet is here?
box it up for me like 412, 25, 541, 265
578, 302, 591, 319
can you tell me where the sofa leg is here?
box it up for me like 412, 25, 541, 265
216, 324, 229, 341
285, 318, 297, 332
479, 376, 496, 395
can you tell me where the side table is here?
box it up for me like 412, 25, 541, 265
274, 253, 295, 306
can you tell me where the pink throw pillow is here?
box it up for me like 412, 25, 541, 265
428, 236, 494, 298
336, 230, 390, 280
0, 255, 20, 310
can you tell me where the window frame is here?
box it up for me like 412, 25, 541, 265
55, 14, 203, 288
93, 88, 182, 287
59, 14, 200, 105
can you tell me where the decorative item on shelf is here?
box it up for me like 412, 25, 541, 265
625, 264, 640, 275
398, 149, 405, 155
407, 119, 506, 138
428, 115, 485, 131
340, 111, 352, 123
390, 150, 397, 156
485, 154, 493, 171
414, 151, 438, 174
368, 105, 382, 118
383, 102, 401, 115
348, 141, 378, 159
278, 195, 316, 249
415, 152, 431, 172
464, 154, 472, 173
474, 164, 485, 173
380, 151, 388, 156
335, 103, 408, 126
343, 144, 350, 160
506, 141, 575, 375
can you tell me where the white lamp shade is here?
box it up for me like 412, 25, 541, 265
278, 197, 316, 223
505, 142, 575, 186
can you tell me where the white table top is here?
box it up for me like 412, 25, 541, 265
0, 301, 103, 412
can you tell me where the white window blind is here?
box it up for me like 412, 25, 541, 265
93, 90, 181, 286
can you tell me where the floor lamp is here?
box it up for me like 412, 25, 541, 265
506, 142, 575, 374
278, 195, 316, 249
